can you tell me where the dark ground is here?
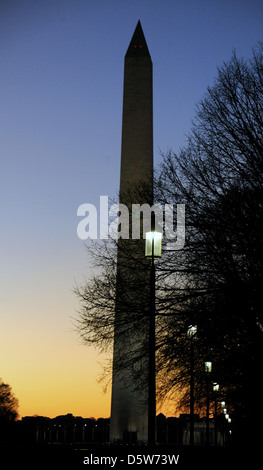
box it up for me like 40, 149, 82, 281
0, 442, 255, 469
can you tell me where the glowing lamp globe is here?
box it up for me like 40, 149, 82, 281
145, 231, 162, 258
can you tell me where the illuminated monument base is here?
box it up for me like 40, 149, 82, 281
110, 376, 148, 442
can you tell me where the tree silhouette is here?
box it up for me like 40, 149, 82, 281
0, 380, 19, 423
156, 42, 263, 444
75, 43, 263, 444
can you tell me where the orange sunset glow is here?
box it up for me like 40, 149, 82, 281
0, 279, 111, 419
1, 1, 261, 437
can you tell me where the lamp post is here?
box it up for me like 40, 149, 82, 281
213, 382, 219, 446
204, 361, 212, 446
220, 401, 226, 446
187, 325, 197, 446
145, 230, 162, 445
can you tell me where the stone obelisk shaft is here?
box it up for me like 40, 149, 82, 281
110, 21, 153, 443
119, 25, 153, 200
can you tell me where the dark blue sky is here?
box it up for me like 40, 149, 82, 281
0, 0, 262, 418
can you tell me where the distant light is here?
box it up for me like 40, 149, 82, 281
225, 414, 229, 420
221, 401, 226, 408
213, 382, 219, 392
204, 361, 212, 373
187, 325, 197, 338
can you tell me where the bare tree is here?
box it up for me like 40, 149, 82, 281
0, 380, 19, 423
155, 43, 263, 445
75, 43, 263, 443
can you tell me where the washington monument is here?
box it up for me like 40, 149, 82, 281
110, 21, 154, 442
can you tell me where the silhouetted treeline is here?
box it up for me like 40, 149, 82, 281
21, 414, 110, 445
0, 413, 234, 447
0, 414, 110, 446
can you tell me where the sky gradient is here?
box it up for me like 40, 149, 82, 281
1, 0, 263, 419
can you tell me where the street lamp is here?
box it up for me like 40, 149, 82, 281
145, 231, 162, 259
220, 402, 228, 446
187, 325, 197, 338
145, 230, 162, 445
187, 325, 197, 446
213, 383, 219, 392
213, 383, 219, 446
204, 361, 212, 446
204, 361, 212, 373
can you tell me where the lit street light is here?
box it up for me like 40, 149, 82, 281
213, 382, 219, 392
204, 361, 212, 446
187, 325, 197, 338
187, 325, 197, 446
213, 382, 219, 446
145, 230, 162, 445
145, 231, 162, 259
204, 361, 212, 373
